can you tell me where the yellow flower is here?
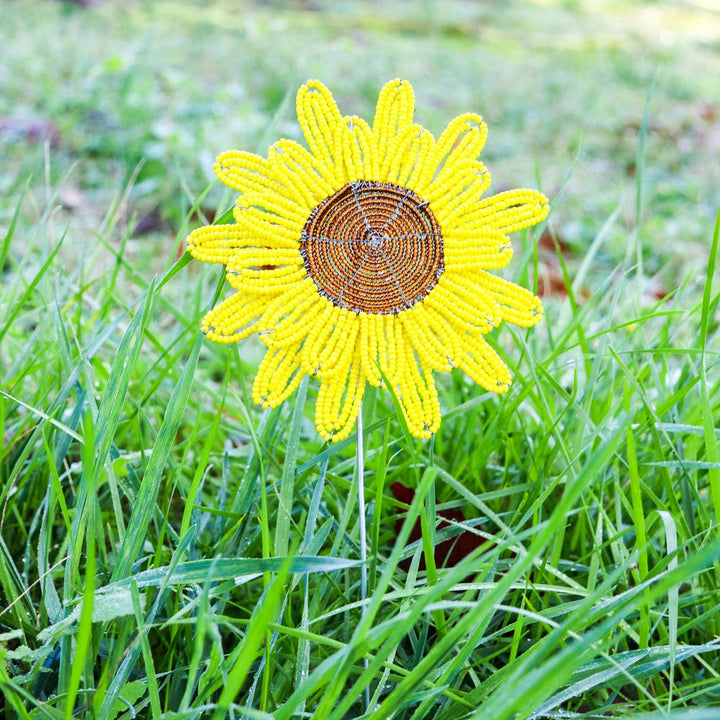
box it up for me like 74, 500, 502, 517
187, 79, 548, 442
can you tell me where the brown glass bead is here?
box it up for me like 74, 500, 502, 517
300, 181, 444, 315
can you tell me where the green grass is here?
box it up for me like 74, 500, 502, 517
2, 0, 720, 717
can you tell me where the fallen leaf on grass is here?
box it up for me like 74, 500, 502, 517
390, 482, 486, 572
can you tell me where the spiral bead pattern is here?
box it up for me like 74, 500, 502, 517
300, 181, 444, 315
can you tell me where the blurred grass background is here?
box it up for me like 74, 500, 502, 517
2, 0, 719, 281
2, 0, 720, 717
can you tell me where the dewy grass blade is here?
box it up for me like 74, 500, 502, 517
95, 530, 197, 718
274, 376, 308, 557
472, 590, 663, 718
262, 367, 304, 713
0, 536, 33, 628
0, 390, 84, 444
112, 334, 201, 580
105, 556, 362, 589
0, 232, 62, 345
419, 479, 446, 637
294, 416, 387, 476
700, 209, 720, 533
652, 510, 679, 709
0, 184, 26, 278
179, 390, 225, 542
529, 643, 718, 719
370, 419, 391, 592
63, 413, 97, 720
334, 544, 509, 720
59, 283, 158, 677
0, 669, 57, 720
130, 583, 162, 718
2, 282, 166, 509
624, 379, 650, 649
211, 557, 293, 720
93, 280, 155, 476
473, 541, 720, 720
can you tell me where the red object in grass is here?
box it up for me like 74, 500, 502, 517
390, 482, 485, 571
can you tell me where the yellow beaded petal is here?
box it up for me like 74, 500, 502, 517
426, 161, 493, 227
399, 308, 453, 373
359, 313, 383, 387
268, 139, 338, 207
443, 228, 513, 271
372, 78, 416, 162
252, 340, 306, 409
381, 314, 401, 382
201, 292, 269, 343
396, 331, 441, 438
334, 116, 379, 185
455, 334, 513, 393
214, 151, 277, 195
358, 312, 409, 388
459, 188, 549, 234
226, 257, 306, 295
299, 300, 338, 375
316, 313, 361, 378
478, 272, 543, 327
393, 126, 435, 191
228, 246, 304, 268
231, 205, 302, 249
187, 223, 246, 265
257, 280, 318, 343
298, 306, 361, 379
236, 192, 308, 232
315, 346, 365, 442
296, 80, 344, 176
425, 277, 500, 336
418, 304, 462, 363
378, 123, 426, 186
432, 113, 488, 173
263, 293, 326, 349
408, 116, 483, 199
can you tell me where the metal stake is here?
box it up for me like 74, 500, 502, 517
356, 406, 370, 712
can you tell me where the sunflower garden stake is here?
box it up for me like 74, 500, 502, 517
187, 78, 548, 703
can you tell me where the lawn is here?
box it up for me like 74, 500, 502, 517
1, 0, 720, 717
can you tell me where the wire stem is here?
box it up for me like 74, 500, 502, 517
356, 406, 370, 712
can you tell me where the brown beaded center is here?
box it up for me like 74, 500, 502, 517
300, 181, 444, 315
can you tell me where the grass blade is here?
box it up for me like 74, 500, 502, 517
112, 334, 201, 580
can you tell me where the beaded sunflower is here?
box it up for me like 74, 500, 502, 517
188, 79, 548, 442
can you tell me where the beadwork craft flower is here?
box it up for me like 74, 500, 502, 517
187, 79, 548, 442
